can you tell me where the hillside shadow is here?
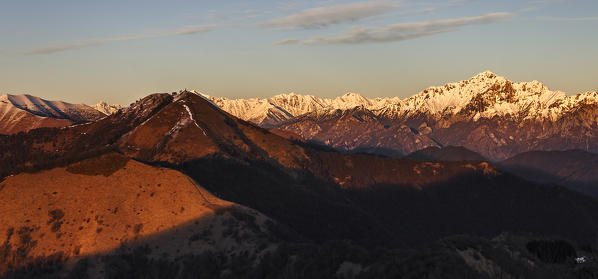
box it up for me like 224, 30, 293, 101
0, 204, 295, 279
160, 156, 598, 250
499, 164, 598, 200
4, 206, 597, 279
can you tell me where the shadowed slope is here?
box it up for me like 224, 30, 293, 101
501, 150, 598, 199
406, 146, 487, 162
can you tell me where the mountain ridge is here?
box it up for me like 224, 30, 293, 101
0, 93, 105, 135
196, 71, 598, 126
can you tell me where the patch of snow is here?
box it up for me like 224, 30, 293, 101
183, 104, 207, 136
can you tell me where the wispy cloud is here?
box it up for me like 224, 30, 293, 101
537, 16, 598, 21
24, 25, 215, 55
277, 12, 511, 45
258, 1, 400, 29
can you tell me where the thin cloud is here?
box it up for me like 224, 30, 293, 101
24, 25, 215, 55
537, 16, 598, 21
277, 12, 511, 45
258, 1, 400, 29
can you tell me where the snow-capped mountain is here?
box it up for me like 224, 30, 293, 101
200, 71, 598, 125
0, 94, 105, 135
94, 101, 123, 115
196, 72, 598, 160
199, 91, 402, 127
396, 71, 598, 121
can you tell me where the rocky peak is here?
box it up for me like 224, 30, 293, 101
332, 92, 372, 109
94, 101, 123, 115
470, 70, 499, 80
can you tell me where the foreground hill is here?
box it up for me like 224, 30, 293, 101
0, 94, 105, 135
501, 150, 598, 199
0, 153, 278, 276
202, 72, 598, 161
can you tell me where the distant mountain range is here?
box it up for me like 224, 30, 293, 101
203, 71, 598, 127
0, 93, 125, 135
199, 71, 598, 160
5, 71, 597, 160
0, 94, 105, 134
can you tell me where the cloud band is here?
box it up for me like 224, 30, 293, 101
25, 25, 215, 55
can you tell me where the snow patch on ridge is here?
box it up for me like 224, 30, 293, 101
183, 104, 207, 136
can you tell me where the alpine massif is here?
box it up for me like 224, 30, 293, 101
202, 71, 598, 160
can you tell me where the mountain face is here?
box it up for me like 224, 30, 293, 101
202, 72, 598, 161
93, 101, 122, 115
3, 91, 598, 278
501, 150, 598, 198
0, 94, 105, 135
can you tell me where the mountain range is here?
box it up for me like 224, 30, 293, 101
201, 71, 598, 160
203, 71, 597, 128
2, 74, 598, 278
4, 71, 596, 161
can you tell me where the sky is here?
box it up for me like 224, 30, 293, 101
1, 0, 597, 105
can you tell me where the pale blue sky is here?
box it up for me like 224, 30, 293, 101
0, 0, 597, 105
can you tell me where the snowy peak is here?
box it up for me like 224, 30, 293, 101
332, 92, 373, 110
471, 70, 501, 81
94, 101, 122, 115
401, 72, 595, 121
